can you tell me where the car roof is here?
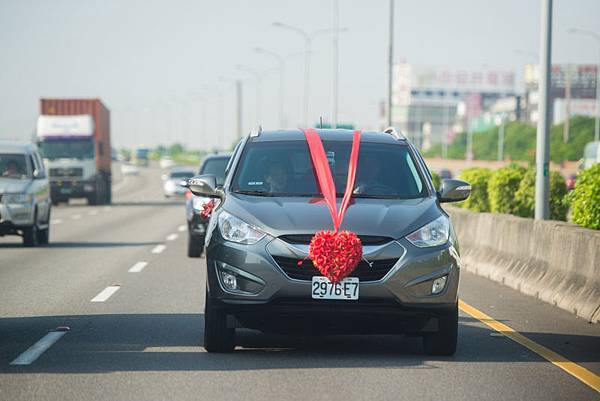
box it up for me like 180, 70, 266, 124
248, 129, 406, 145
0, 141, 36, 154
202, 153, 232, 161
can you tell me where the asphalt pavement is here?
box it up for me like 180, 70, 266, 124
0, 165, 598, 401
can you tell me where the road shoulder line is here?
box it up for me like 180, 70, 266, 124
459, 299, 600, 393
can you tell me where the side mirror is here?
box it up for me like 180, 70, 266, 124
178, 179, 188, 187
185, 174, 221, 198
438, 179, 471, 203
33, 169, 45, 179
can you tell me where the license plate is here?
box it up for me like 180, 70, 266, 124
311, 276, 359, 300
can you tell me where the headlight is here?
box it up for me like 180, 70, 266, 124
406, 215, 450, 248
192, 196, 212, 211
4, 193, 33, 204
218, 211, 265, 244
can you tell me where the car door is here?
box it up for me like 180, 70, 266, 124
30, 150, 50, 224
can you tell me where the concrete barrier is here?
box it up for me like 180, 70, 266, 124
446, 206, 600, 323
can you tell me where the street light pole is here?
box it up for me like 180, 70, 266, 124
254, 47, 285, 128
535, 0, 552, 220
387, 0, 394, 127
332, 0, 339, 128
568, 28, 600, 142
273, 22, 338, 127
236, 65, 262, 127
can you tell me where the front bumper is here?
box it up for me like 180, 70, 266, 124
206, 230, 460, 334
50, 179, 95, 198
0, 201, 35, 231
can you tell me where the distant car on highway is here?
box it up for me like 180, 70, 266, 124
159, 156, 175, 169
185, 153, 231, 257
0, 142, 51, 246
162, 167, 195, 198
439, 168, 453, 180
187, 129, 471, 354
120, 163, 139, 176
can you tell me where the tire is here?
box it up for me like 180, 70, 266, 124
423, 303, 458, 356
203, 290, 235, 353
187, 232, 203, 258
38, 208, 50, 245
22, 223, 39, 247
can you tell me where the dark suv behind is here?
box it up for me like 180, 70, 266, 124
187, 129, 470, 355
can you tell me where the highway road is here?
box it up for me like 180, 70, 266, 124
0, 165, 598, 401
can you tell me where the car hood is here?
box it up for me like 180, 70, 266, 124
223, 193, 442, 240
0, 178, 32, 194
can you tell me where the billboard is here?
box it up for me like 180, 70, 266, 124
525, 64, 597, 99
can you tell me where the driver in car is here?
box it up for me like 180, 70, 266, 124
264, 161, 290, 193
353, 155, 394, 195
2, 160, 21, 178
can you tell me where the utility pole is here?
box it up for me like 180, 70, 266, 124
535, 0, 552, 220
498, 116, 505, 161
387, 0, 394, 127
332, 0, 339, 128
236, 80, 243, 140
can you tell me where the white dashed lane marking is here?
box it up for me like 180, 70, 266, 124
51, 219, 62, 225
151, 245, 166, 254
10, 331, 67, 366
89, 210, 98, 216
178, 225, 186, 232
128, 261, 148, 273
91, 286, 120, 302
166, 233, 178, 241
71, 214, 82, 220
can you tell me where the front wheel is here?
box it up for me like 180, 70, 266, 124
203, 290, 235, 353
423, 303, 458, 356
22, 224, 39, 247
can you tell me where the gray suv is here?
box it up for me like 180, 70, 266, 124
187, 129, 470, 355
0, 142, 51, 246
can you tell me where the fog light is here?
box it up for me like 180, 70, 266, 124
432, 275, 447, 294
221, 271, 238, 291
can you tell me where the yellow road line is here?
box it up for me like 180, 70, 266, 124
459, 299, 600, 393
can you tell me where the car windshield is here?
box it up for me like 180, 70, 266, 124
0, 153, 31, 180
169, 171, 194, 179
200, 157, 230, 186
38, 139, 94, 160
231, 140, 426, 199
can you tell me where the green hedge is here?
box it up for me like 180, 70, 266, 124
565, 164, 600, 229
488, 164, 527, 214
457, 167, 493, 212
514, 169, 568, 221
430, 171, 441, 190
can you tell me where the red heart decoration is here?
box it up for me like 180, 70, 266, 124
308, 230, 362, 283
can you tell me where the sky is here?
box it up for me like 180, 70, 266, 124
0, 0, 599, 151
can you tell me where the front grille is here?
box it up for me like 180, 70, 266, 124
279, 234, 392, 246
49, 167, 83, 178
272, 255, 399, 282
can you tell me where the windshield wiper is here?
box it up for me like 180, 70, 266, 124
233, 189, 275, 196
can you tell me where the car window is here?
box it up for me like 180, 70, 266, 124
232, 140, 427, 199
0, 153, 31, 179
200, 158, 230, 186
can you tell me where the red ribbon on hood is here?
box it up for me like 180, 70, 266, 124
303, 128, 361, 231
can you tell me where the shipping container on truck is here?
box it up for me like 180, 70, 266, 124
37, 98, 112, 205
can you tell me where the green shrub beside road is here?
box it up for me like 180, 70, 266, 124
457, 167, 493, 212
487, 164, 527, 214
431, 171, 441, 191
565, 164, 600, 230
514, 169, 568, 221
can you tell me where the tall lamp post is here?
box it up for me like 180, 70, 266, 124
568, 27, 600, 142
254, 47, 285, 128
273, 22, 335, 127
236, 64, 263, 127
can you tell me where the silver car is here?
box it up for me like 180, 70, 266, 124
0, 142, 51, 246
188, 129, 471, 355
162, 167, 194, 198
